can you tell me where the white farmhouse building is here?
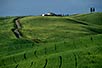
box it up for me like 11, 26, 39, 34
41, 12, 56, 16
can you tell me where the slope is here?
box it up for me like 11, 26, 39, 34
0, 12, 102, 68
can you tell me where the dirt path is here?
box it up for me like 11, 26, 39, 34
12, 17, 23, 38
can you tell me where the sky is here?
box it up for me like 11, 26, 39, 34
0, 0, 102, 16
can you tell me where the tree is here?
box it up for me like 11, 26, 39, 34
90, 8, 93, 13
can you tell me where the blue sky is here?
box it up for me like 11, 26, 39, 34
0, 0, 102, 16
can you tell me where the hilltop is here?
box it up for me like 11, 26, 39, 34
0, 12, 102, 68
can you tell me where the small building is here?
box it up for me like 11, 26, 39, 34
41, 14, 45, 16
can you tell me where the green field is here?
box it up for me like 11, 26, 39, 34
0, 12, 102, 68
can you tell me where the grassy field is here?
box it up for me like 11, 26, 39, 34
0, 12, 102, 68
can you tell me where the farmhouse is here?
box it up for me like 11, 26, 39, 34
41, 12, 63, 16
41, 12, 56, 16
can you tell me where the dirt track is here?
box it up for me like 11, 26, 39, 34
12, 17, 23, 38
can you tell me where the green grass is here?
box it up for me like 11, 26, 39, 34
0, 12, 102, 68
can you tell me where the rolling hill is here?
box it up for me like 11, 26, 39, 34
0, 12, 102, 68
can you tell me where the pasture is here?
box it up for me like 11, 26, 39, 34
0, 12, 102, 68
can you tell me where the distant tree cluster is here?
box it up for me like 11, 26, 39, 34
90, 7, 95, 13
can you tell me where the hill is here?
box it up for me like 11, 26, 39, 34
0, 12, 102, 68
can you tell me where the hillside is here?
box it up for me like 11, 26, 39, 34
0, 12, 102, 68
